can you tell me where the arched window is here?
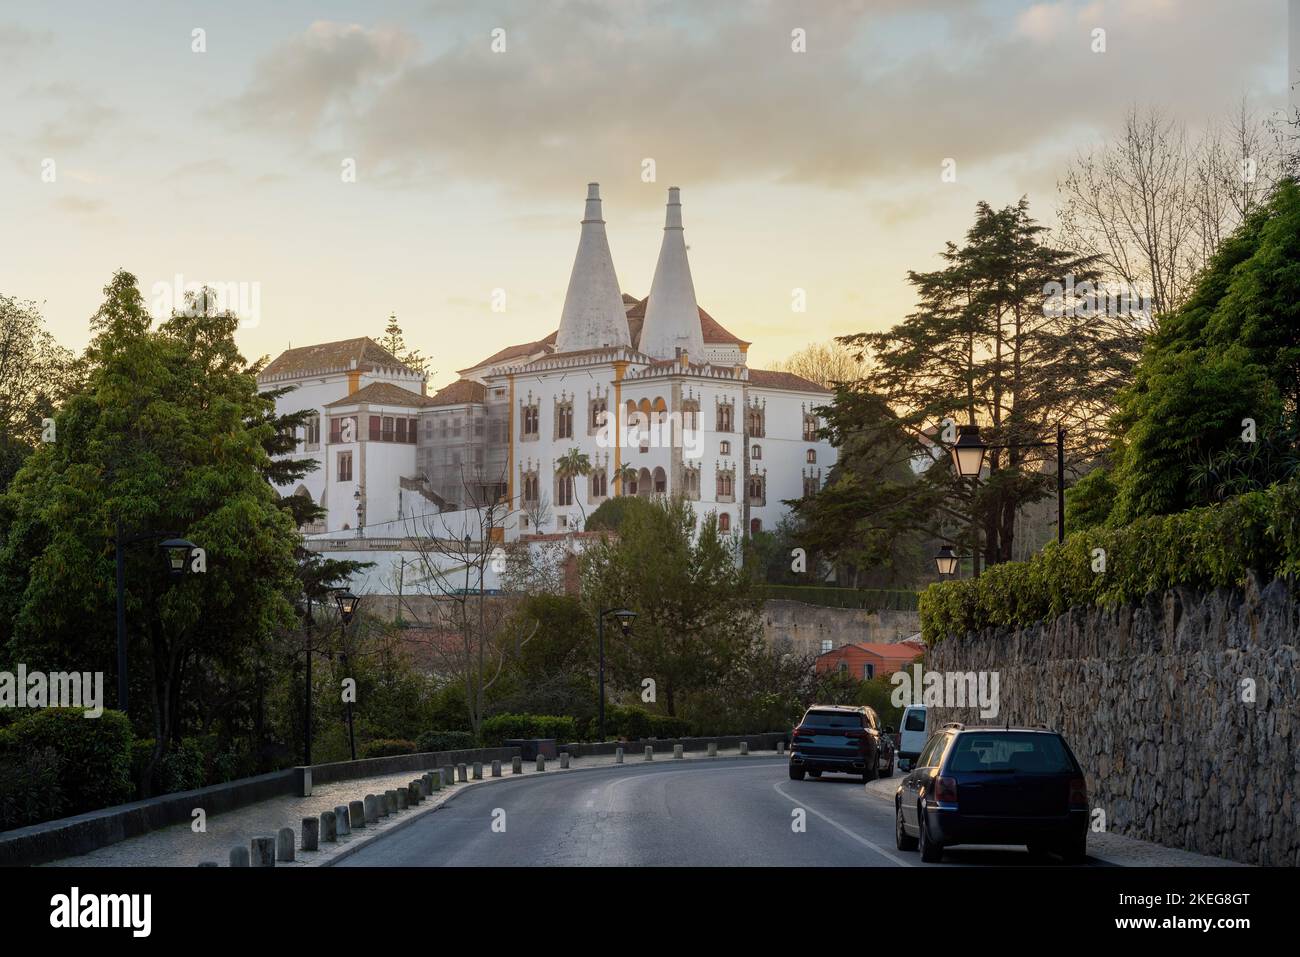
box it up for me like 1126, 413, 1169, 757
719, 512, 731, 533
750, 518, 762, 535
806, 449, 817, 464
653, 466, 667, 494
637, 467, 653, 497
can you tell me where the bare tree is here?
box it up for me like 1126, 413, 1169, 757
1057, 103, 1282, 323
398, 467, 539, 735
772, 339, 864, 389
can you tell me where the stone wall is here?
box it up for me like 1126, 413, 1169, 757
762, 600, 920, 657
924, 574, 1299, 866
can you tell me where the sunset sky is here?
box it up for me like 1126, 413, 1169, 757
0, 0, 1292, 386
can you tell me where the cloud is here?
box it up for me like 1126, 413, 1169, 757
0, 21, 52, 61
223, 20, 419, 136
212, 0, 1284, 208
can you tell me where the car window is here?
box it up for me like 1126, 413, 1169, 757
801, 710, 864, 730
916, 733, 946, 768
945, 732, 1075, 773
903, 708, 926, 732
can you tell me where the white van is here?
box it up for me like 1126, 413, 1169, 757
897, 705, 929, 771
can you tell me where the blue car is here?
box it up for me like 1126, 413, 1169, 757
895, 724, 1089, 863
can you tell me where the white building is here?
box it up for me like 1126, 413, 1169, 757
258, 184, 836, 593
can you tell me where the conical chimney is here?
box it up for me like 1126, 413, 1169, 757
639, 187, 705, 361
554, 183, 631, 353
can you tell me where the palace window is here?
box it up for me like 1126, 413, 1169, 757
557, 475, 574, 507
746, 405, 765, 438
803, 413, 819, 442
329, 416, 356, 444
719, 440, 731, 456
556, 400, 574, 440
748, 474, 765, 506
716, 470, 735, 500
719, 512, 731, 533
337, 451, 353, 482
590, 397, 607, 433
304, 414, 320, 449
806, 449, 817, 464
682, 466, 700, 501
750, 518, 762, 535
521, 403, 540, 438
751, 445, 761, 460
523, 471, 540, 504
803, 474, 820, 497
681, 398, 700, 431
716, 401, 734, 432
591, 470, 608, 499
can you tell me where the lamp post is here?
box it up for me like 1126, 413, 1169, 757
948, 423, 1066, 578
335, 589, 361, 761
597, 608, 637, 741
113, 529, 197, 712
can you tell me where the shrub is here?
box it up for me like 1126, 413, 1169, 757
159, 738, 206, 793
0, 745, 65, 831
416, 730, 476, 753
920, 481, 1300, 644
648, 715, 692, 739
479, 714, 579, 747
9, 708, 133, 814
361, 739, 417, 758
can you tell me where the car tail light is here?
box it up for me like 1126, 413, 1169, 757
933, 776, 958, 804
1069, 777, 1088, 809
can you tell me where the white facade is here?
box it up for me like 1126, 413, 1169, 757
259, 184, 837, 593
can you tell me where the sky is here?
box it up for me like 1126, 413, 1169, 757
0, 0, 1292, 387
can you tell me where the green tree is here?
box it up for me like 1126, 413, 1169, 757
555, 447, 592, 526
580, 495, 760, 715
0, 295, 77, 491
378, 312, 430, 375
0, 273, 302, 790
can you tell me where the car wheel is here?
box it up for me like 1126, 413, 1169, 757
788, 765, 805, 781
1057, 834, 1087, 865
879, 752, 894, 778
808, 770, 822, 779
918, 807, 944, 863
861, 750, 878, 782
895, 802, 918, 851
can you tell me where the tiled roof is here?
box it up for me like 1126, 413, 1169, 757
459, 331, 557, 373
324, 382, 437, 408
261, 337, 411, 380
427, 378, 487, 407
747, 368, 831, 393
623, 296, 748, 348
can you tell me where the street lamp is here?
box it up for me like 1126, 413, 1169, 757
333, 588, 362, 761
934, 545, 959, 576
597, 608, 637, 742
113, 528, 196, 712
946, 422, 1067, 579
951, 425, 988, 478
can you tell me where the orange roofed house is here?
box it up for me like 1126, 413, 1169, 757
815, 642, 924, 681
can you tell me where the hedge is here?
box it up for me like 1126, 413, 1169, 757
919, 482, 1300, 644
479, 714, 579, 747
360, 738, 418, 758
416, 730, 476, 753
7, 708, 134, 816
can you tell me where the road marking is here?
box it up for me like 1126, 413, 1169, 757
772, 781, 915, 867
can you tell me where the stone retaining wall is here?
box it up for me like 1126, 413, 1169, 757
923, 573, 1299, 866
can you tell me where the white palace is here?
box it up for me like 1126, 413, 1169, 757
258, 184, 836, 593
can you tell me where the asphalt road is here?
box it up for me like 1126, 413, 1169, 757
337, 756, 1100, 867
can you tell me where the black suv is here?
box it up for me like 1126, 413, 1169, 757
789, 705, 895, 782
895, 724, 1089, 863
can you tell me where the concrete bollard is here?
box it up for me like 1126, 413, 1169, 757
457, 763, 468, 782
560, 752, 570, 769
645, 745, 654, 761
512, 756, 522, 774
616, 747, 624, 764
492, 760, 502, 778
739, 741, 749, 755
349, 800, 364, 830
441, 766, 454, 787
396, 788, 409, 810
229, 846, 250, 867
251, 836, 276, 867
536, 755, 546, 772
384, 790, 398, 814
276, 827, 296, 862
777, 741, 785, 755
319, 811, 337, 843
472, 762, 483, 780
302, 816, 321, 851
418, 775, 431, 798
673, 744, 684, 759
363, 795, 379, 824
707, 742, 717, 757
409, 781, 423, 804
431, 770, 443, 791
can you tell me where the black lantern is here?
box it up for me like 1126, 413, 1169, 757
334, 589, 361, 625
159, 538, 197, 579
610, 608, 637, 636
934, 545, 959, 576
951, 424, 988, 478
